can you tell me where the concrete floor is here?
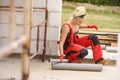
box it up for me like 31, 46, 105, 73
0, 55, 117, 80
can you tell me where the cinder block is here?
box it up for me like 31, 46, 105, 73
0, 0, 10, 6
33, 0, 46, 7
0, 11, 23, 24
15, 26, 23, 38
15, 11, 46, 25
30, 40, 44, 54
33, 11, 45, 25
30, 26, 60, 41
15, 12, 24, 25
0, 38, 9, 48
0, 24, 10, 37
0, 11, 9, 24
48, 12, 62, 27
0, 24, 24, 38
39, 26, 44, 40
30, 27, 37, 40
48, 0, 62, 12
46, 41, 58, 55
0, 0, 46, 7
46, 27, 60, 41
15, 0, 46, 7
32, 26, 60, 41
30, 26, 43, 40
15, 0, 23, 7
0, 12, 22, 24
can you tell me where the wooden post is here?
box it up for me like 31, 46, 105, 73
9, 0, 15, 42
22, 0, 31, 80
29, 0, 33, 54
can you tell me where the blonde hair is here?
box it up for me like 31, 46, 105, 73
73, 6, 86, 17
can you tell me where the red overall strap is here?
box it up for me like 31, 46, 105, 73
63, 23, 74, 44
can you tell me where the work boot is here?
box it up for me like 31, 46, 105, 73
97, 59, 110, 65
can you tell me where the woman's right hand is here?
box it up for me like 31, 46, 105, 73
59, 54, 64, 62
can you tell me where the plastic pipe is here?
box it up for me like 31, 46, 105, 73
51, 59, 103, 71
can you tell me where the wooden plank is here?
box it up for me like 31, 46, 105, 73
9, 0, 15, 42
22, 0, 31, 80
78, 30, 118, 45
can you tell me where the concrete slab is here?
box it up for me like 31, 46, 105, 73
0, 57, 117, 80
85, 49, 117, 60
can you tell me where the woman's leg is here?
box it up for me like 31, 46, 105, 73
64, 44, 88, 63
76, 34, 105, 63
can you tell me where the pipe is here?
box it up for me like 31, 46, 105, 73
50, 59, 68, 63
52, 63, 103, 72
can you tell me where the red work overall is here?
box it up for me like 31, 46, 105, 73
63, 23, 103, 63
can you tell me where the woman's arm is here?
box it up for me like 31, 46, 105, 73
59, 25, 69, 56
79, 24, 88, 28
79, 24, 98, 30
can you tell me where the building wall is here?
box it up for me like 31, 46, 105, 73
0, 0, 62, 55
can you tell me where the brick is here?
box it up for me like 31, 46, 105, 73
46, 27, 60, 41
0, 11, 9, 24
46, 41, 58, 55
48, 0, 62, 12
0, 0, 10, 6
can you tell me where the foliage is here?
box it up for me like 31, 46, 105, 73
63, 0, 120, 6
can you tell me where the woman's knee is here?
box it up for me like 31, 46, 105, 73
88, 34, 100, 46
77, 48, 88, 58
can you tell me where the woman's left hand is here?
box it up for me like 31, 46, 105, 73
87, 25, 98, 30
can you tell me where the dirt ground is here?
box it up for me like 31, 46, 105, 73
0, 55, 117, 80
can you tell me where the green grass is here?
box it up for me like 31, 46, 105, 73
61, 6, 120, 30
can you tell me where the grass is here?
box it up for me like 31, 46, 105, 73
61, 5, 120, 31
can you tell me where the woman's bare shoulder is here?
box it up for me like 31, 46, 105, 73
61, 24, 70, 33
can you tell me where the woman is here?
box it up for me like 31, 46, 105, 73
58, 6, 109, 64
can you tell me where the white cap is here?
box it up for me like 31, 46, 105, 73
73, 6, 86, 17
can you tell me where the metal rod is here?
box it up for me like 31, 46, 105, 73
22, 0, 31, 80
31, 25, 40, 28
30, 53, 37, 60
30, 25, 40, 60
42, 0, 48, 62
0, 36, 26, 60
9, 0, 15, 42
36, 25, 40, 52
